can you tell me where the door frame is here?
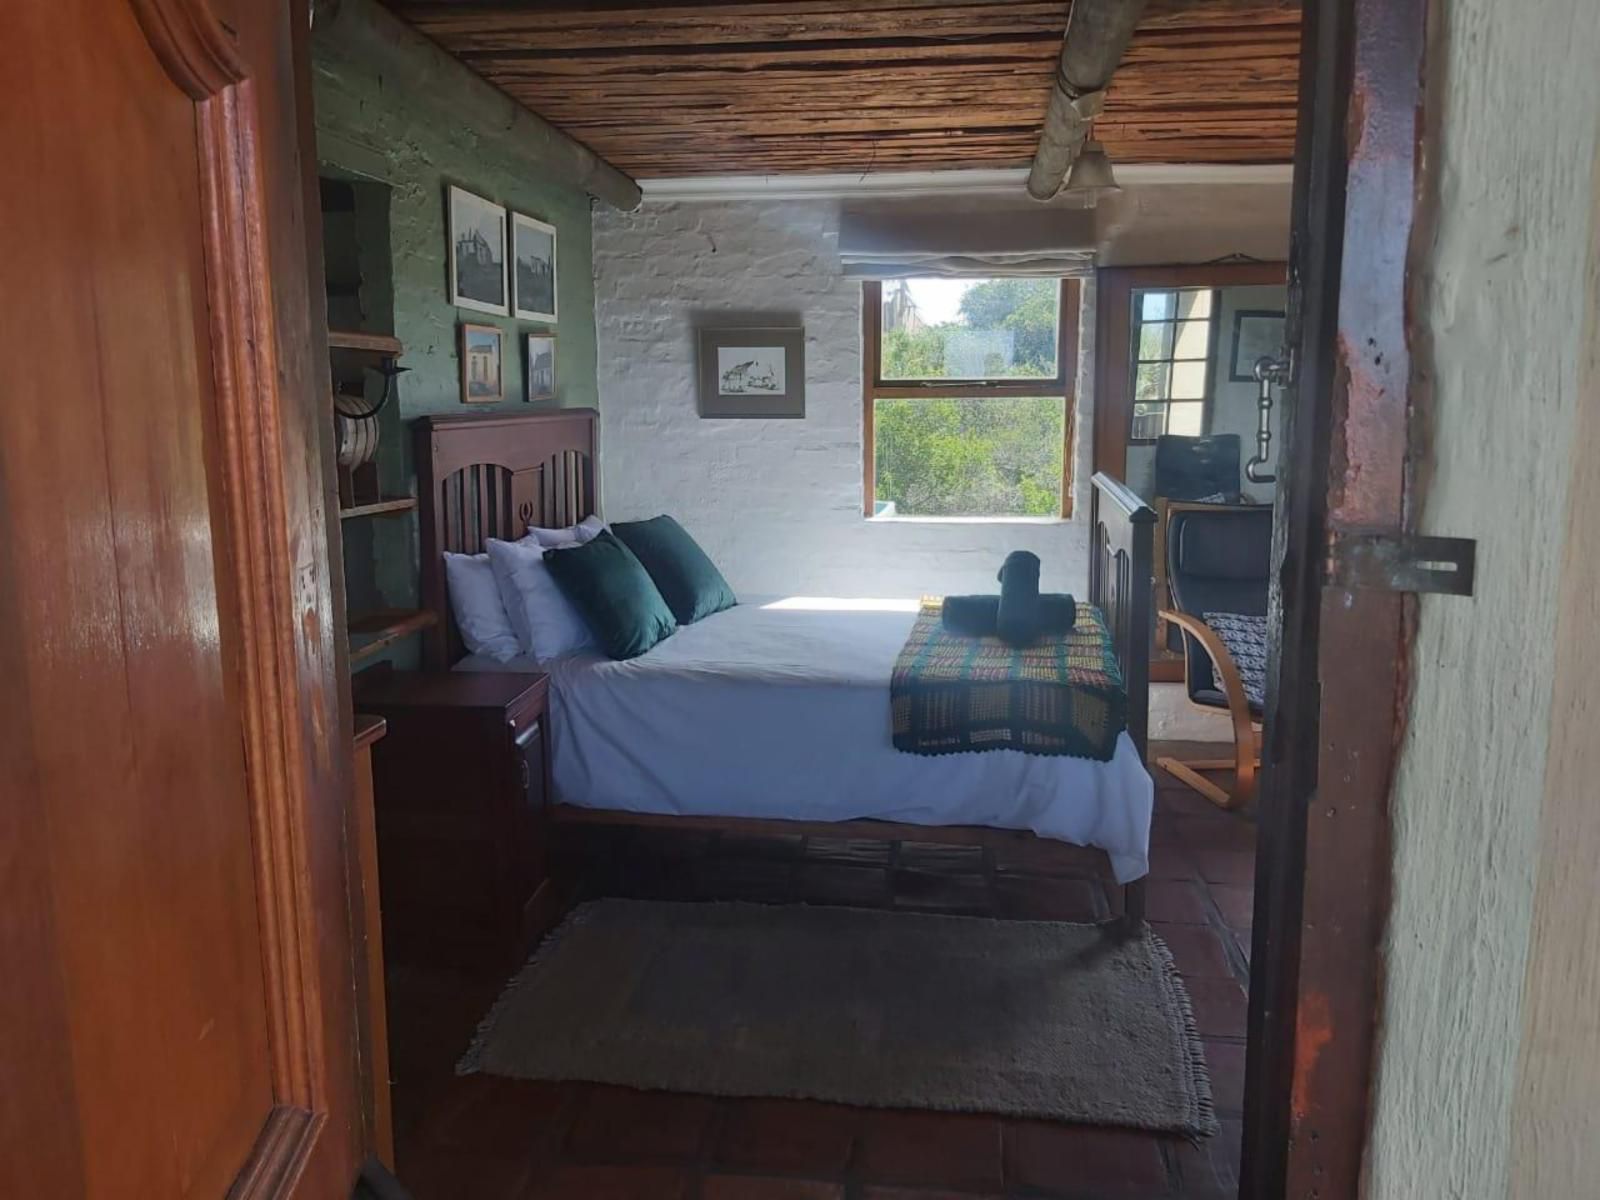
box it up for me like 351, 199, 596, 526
1239, 0, 1428, 1195
1092, 261, 1289, 494
1093, 262, 1287, 682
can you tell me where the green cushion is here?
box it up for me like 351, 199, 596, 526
543, 531, 677, 660
611, 515, 737, 625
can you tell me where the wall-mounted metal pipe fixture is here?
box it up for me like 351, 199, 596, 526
1026, 0, 1150, 202
1247, 353, 1291, 484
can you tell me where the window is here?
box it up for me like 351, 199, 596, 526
1128, 287, 1217, 441
863, 277, 1077, 518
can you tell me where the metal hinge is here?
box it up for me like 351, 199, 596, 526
1326, 532, 1477, 597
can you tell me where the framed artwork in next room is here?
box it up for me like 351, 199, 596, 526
1228, 309, 1286, 381
459, 323, 503, 404
447, 186, 508, 316
512, 211, 558, 322
526, 333, 556, 404
697, 326, 806, 418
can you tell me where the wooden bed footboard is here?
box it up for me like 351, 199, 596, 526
1088, 472, 1156, 926
1087, 472, 1156, 761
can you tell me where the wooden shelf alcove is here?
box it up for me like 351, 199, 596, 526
347, 609, 438, 666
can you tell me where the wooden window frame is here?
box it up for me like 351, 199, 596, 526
861, 277, 1081, 519
1125, 285, 1222, 446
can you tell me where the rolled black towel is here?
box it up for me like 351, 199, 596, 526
996, 551, 1041, 645
941, 594, 1000, 637
1038, 593, 1077, 632
941, 593, 1078, 639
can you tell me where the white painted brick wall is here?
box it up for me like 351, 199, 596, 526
593, 198, 1097, 599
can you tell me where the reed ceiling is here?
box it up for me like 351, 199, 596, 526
383, 0, 1301, 178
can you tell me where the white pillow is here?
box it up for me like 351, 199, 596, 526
485, 536, 597, 661
443, 551, 523, 663
527, 513, 606, 549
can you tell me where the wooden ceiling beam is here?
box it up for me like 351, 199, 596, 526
1026, 0, 1151, 201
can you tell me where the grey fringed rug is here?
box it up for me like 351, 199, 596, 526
460, 899, 1216, 1137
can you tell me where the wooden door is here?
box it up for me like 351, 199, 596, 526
0, 1, 363, 1197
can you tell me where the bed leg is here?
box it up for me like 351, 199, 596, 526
1122, 878, 1148, 933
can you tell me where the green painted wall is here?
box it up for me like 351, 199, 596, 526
311, 40, 597, 417
310, 33, 597, 662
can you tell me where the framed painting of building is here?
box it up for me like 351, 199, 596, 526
512, 211, 558, 323
447, 185, 508, 316
459, 323, 503, 404
697, 326, 806, 418
525, 333, 556, 403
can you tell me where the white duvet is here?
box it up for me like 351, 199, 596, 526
457, 597, 1153, 882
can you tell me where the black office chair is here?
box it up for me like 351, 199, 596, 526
1153, 433, 1243, 503
1155, 504, 1273, 810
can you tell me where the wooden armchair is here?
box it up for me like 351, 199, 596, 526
1154, 505, 1273, 810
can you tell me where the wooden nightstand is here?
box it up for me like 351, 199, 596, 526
354, 670, 556, 972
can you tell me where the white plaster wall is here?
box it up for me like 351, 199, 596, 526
1100, 182, 1291, 267
593, 199, 1096, 598
1366, 0, 1600, 1195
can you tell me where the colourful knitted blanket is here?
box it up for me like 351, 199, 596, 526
891, 599, 1127, 761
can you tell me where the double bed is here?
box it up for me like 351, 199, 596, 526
417, 410, 1157, 904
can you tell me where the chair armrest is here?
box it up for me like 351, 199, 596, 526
1157, 608, 1261, 761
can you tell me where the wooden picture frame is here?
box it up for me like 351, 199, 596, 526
511, 211, 558, 323
459, 323, 503, 404
447, 185, 508, 316
525, 333, 556, 404
697, 326, 806, 418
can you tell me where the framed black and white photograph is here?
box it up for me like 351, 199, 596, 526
512, 211, 558, 322
447, 186, 508, 316
459, 322, 503, 404
716, 345, 786, 395
697, 326, 806, 418
1228, 309, 1286, 381
525, 333, 556, 404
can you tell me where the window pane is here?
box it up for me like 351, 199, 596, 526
1131, 403, 1167, 441
874, 396, 1063, 516
1139, 290, 1176, 321
1171, 360, 1208, 399
1167, 402, 1206, 436
1135, 361, 1170, 400
879, 278, 1060, 380
1137, 320, 1175, 361
1176, 289, 1214, 319
1172, 319, 1210, 359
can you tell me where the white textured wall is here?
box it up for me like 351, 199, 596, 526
593, 199, 1095, 598
1100, 182, 1291, 266
1367, 0, 1600, 1195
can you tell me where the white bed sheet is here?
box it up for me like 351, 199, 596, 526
456, 597, 1153, 881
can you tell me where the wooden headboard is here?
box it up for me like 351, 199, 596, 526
415, 409, 599, 668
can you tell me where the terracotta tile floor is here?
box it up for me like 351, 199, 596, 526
386, 742, 1253, 1199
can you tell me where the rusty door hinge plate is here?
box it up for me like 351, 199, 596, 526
1326, 533, 1476, 596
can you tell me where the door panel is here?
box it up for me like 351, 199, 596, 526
0, 1, 360, 1196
